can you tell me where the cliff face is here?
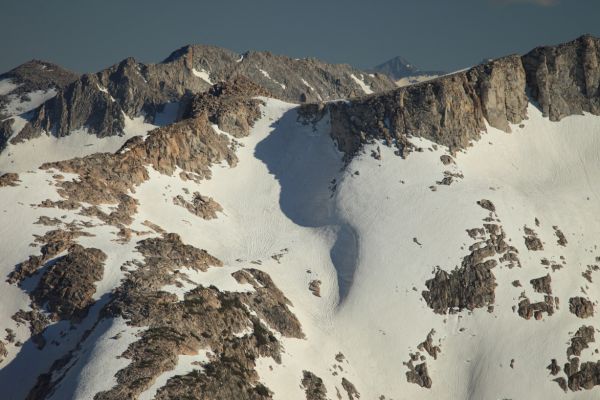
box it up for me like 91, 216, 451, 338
301, 35, 599, 159
523, 34, 600, 121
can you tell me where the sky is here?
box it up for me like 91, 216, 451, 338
0, 0, 598, 74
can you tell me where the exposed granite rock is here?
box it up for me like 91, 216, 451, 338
232, 269, 304, 338
341, 377, 360, 399
309, 280, 322, 297
10, 46, 393, 145
0, 340, 6, 362
299, 55, 527, 158
548, 359, 561, 375
0, 60, 78, 95
523, 35, 600, 121
553, 226, 568, 246
28, 231, 304, 400
173, 192, 222, 220
405, 359, 432, 389
31, 245, 106, 321
7, 228, 92, 284
301, 371, 328, 400
423, 259, 496, 314
552, 326, 600, 392
184, 76, 270, 137
418, 330, 441, 360
524, 226, 544, 251
423, 219, 517, 313
299, 35, 600, 161
517, 295, 555, 320
477, 199, 496, 213
569, 297, 594, 318
530, 274, 552, 295
12, 309, 52, 349
567, 326, 595, 358
0, 172, 20, 187
38, 80, 259, 229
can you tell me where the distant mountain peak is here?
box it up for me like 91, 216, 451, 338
371, 56, 444, 82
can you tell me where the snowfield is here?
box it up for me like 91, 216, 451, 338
2, 94, 600, 399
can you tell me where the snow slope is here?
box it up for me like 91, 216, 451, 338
2, 96, 600, 399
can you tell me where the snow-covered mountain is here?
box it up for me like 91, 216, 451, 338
1, 34, 600, 399
371, 56, 444, 87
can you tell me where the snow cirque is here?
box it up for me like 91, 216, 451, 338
3, 57, 600, 398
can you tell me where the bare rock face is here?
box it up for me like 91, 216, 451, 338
185, 76, 270, 137
552, 326, 600, 392
0, 340, 6, 362
0, 172, 20, 187
523, 226, 544, 251
341, 377, 360, 399
468, 55, 529, 132
530, 274, 552, 295
173, 192, 222, 220
418, 330, 441, 360
0, 59, 77, 145
309, 280, 322, 297
553, 226, 568, 246
8, 46, 394, 146
423, 219, 518, 314
8, 228, 92, 284
405, 360, 432, 389
301, 371, 328, 400
31, 244, 106, 321
518, 295, 555, 320
569, 297, 595, 318
28, 232, 304, 400
523, 35, 600, 121
300, 55, 527, 158
0, 60, 78, 95
39, 79, 261, 230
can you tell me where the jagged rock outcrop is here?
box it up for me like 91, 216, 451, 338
523, 35, 600, 121
0, 172, 19, 187
301, 371, 328, 400
569, 297, 594, 318
173, 192, 222, 220
552, 326, 600, 392
422, 217, 517, 313
0, 60, 78, 96
405, 359, 432, 389
28, 232, 304, 400
31, 245, 106, 321
0, 60, 78, 149
7, 45, 394, 145
38, 78, 263, 229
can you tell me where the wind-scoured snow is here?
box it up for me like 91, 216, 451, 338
0, 114, 157, 174
350, 73, 373, 94
3, 91, 600, 399
192, 68, 213, 84
1, 88, 57, 116
259, 69, 286, 89
0, 79, 20, 96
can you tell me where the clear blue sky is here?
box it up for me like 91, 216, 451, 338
1, 0, 598, 74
